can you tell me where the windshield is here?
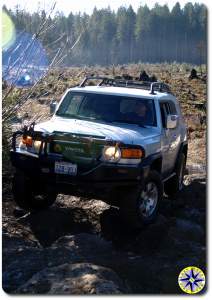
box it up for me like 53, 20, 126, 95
56, 92, 157, 127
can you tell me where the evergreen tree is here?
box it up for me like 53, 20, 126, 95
2, 3, 207, 66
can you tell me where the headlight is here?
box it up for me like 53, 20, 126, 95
102, 146, 121, 162
19, 136, 42, 154
33, 140, 42, 153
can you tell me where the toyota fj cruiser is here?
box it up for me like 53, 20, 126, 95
11, 76, 187, 228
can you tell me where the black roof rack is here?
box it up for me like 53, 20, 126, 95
78, 76, 171, 95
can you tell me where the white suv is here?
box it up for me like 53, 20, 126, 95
11, 76, 187, 228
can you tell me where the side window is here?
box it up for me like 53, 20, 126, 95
160, 102, 169, 128
168, 101, 177, 114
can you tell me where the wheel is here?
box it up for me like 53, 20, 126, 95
120, 170, 163, 228
164, 153, 186, 197
12, 171, 57, 210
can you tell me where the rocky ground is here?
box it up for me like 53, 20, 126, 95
2, 172, 207, 294
2, 64, 207, 294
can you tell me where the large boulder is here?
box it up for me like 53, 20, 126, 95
2, 233, 44, 293
44, 233, 115, 268
16, 263, 126, 294
3, 245, 45, 293
2, 233, 116, 293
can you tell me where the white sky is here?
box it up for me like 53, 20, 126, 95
2, 0, 206, 15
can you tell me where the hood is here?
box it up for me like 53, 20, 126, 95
35, 116, 160, 145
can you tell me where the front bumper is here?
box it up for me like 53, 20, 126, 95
10, 150, 149, 194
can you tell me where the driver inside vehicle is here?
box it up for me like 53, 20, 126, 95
135, 101, 147, 119
124, 101, 148, 124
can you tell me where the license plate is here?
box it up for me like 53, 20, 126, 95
55, 161, 77, 176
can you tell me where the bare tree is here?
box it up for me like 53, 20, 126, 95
2, 1, 87, 122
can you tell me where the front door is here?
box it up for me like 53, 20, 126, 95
160, 101, 181, 176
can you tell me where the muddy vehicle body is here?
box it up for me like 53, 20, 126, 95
11, 77, 188, 227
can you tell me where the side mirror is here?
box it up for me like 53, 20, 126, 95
166, 114, 178, 129
50, 100, 58, 114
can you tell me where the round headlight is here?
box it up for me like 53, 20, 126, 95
102, 146, 121, 162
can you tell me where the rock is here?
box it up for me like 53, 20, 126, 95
18, 207, 94, 247
189, 68, 198, 80
52, 233, 113, 259
2, 233, 39, 258
186, 164, 206, 175
134, 215, 169, 252
178, 176, 206, 210
2, 246, 45, 293
16, 263, 126, 294
2, 233, 115, 293
180, 208, 205, 224
139, 71, 150, 81
169, 218, 205, 244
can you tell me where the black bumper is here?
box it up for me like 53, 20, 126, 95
10, 150, 149, 194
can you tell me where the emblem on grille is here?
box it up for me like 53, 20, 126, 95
54, 143, 62, 153
64, 146, 84, 153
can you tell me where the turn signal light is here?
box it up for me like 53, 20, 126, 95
121, 148, 143, 159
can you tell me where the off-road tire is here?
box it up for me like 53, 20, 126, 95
12, 171, 57, 210
164, 153, 186, 197
119, 170, 163, 229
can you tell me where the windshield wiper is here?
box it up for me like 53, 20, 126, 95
56, 113, 80, 119
77, 115, 97, 120
57, 113, 111, 123
112, 119, 147, 128
56, 113, 96, 121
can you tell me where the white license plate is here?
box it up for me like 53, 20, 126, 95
55, 161, 77, 176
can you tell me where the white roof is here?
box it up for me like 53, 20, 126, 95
70, 85, 172, 99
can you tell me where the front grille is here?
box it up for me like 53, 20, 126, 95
48, 135, 106, 173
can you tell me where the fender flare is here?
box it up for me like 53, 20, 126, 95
139, 152, 163, 179
176, 141, 188, 166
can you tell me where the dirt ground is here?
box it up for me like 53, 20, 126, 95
2, 64, 207, 294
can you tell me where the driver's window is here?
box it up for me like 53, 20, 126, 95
160, 102, 169, 128
168, 101, 177, 114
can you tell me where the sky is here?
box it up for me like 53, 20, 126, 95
2, 0, 206, 15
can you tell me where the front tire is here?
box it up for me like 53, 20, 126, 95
120, 170, 163, 229
12, 171, 57, 210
